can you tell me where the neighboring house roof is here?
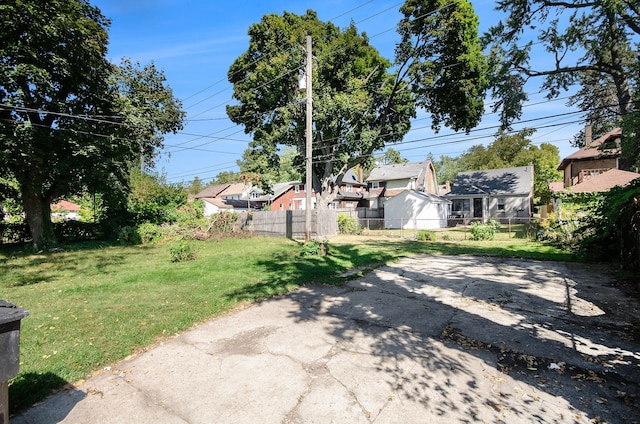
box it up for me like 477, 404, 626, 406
567, 169, 640, 193
366, 161, 429, 182
557, 127, 622, 171
335, 189, 363, 200
219, 183, 251, 198
447, 166, 534, 196
51, 200, 80, 211
254, 181, 302, 202
548, 182, 565, 192
194, 184, 230, 199
334, 169, 366, 187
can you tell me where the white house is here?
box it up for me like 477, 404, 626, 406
383, 190, 451, 229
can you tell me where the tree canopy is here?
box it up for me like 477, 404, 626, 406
484, 0, 638, 164
227, 3, 487, 208
0, 0, 184, 248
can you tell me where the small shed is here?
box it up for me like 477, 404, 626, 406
384, 190, 451, 229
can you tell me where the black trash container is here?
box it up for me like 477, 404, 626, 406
0, 301, 29, 424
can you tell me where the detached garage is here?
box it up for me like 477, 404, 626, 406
384, 190, 451, 229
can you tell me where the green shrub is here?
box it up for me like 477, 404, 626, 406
169, 241, 197, 262
301, 240, 328, 257
206, 212, 239, 236
53, 221, 103, 242
416, 230, 437, 241
137, 222, 164, 243
470, 222, 495, 240
117, 226, 141, 245
338, 215, 362, 234
487, 219, 500, 229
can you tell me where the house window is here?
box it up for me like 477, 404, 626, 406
279, 203, 283, 210
295, 185, 300, 193
452, 199, 470, 214
251, 192, 259, 199
372, 181, 380, 189
497, 197, 506, 211
346, 184, 353, 192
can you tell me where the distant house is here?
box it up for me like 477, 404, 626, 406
51, 200, 80, 221
445, 166, 535, 223
364, 160, 440, 211
329, 169, 366, 209
557, 127, 621, 189
194, 183, 253, 216
254, 181, 314, 211
384, 190, 451, 229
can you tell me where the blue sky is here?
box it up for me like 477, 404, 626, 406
92, 0, 583, 185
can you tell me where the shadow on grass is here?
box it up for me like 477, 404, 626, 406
9, 372, 81, 417
224, 238, 579, 305
0, 241, 157, 287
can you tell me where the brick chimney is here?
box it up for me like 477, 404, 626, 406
585, 124, 592, 148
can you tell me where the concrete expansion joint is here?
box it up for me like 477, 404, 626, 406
107, 371, 190, 424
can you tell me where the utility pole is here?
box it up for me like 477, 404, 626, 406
304, 35, 313, 242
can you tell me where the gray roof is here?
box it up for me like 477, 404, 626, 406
333, 168, 365, 186
254, 181, 302, 202
366, 161, 429, 182
447, 166, 533, 196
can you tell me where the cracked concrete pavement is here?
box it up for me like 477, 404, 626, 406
12, 254, 640, 423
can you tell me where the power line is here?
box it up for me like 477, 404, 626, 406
179, 0, 380, 108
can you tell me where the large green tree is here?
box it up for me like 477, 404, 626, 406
228, 4, 486, 208
484, 0, 638, 164
396, 0, 487, 133
0, 0, 184, 248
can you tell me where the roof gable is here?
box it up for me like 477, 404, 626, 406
194, 184, 230, 199
447, 166, 533, 196
220, 183, 250, 197
558, 128, 621, 170
334, 168, 365, 186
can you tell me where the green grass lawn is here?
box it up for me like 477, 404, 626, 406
1, 234, 576, 413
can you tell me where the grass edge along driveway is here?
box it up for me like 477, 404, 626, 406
1, 235, 576, 414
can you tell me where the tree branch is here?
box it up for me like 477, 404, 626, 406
517, 63, 620, 78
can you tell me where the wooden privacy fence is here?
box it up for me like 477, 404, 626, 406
242, 210, 339, 239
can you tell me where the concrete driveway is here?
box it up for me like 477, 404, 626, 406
13, 255, 640, 423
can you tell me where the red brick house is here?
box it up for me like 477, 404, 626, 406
255, 181, 313, 211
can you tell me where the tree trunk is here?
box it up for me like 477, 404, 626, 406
22, 184, 56, 250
